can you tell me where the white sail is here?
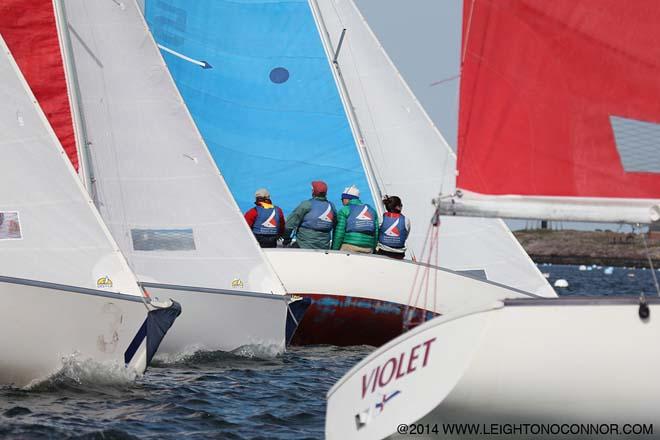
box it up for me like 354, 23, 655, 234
310, 0, 554, 297
0, 34, 141, 296
62, 0, 286, 295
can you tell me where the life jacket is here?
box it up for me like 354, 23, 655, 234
378, 212, 408, 248
300, 199, 336, 232
346, 203, 377, 235
252, 205, 281, 236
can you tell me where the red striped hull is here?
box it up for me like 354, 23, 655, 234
290, 294, 435, 347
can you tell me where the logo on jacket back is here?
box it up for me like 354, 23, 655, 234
384, 218, 400, 237
356, 206, 373, 221
261, 211, 277, 228
319, 205, 334, 222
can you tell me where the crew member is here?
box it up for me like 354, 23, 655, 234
376, 195, 410, 260
244, 188, 285, 248
332, 185, 378, 253
284, 180, 337, 249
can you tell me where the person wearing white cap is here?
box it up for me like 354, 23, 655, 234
243, 188, 285, 248
331, 185, 378, 253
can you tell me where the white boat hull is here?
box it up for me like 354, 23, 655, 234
143, 283, 289, 358
0, 277, 159, 388
326, 297, 660, 439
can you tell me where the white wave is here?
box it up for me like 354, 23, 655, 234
232, 343, 284, 359
152, 342, 285, 365
25, 353, 139, 390
151, 344, 206, 364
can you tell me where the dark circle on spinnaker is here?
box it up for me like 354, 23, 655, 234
269, 67, 290, 84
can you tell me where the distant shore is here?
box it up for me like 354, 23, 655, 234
513, 229, 660, 268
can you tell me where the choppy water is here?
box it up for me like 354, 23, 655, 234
1, 264, 656, 439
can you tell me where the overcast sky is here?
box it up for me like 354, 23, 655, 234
355, 0, 461, 149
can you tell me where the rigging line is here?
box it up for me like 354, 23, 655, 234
409, 223, 438, 327
638, 224, 660, 296
429, 73, 461, 87
410, 266, 430, 327
403, 221, 433, 330
327, 0, 390, 200
433, 219, 440, 317
421, 230, 438, 321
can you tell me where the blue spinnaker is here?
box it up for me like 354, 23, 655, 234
144, 0, 375, 216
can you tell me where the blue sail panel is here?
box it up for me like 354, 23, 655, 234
144, 0, 375, 215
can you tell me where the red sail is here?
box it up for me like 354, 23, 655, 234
457, 0, 660, 199
0, 0, 79, 170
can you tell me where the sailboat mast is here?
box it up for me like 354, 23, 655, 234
308, 0, 384, 216
52, 0, 98, 204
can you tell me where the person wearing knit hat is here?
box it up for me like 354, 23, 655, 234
283, 180, 337, 249
243, 188, 285, 248
332, 185, 379, 254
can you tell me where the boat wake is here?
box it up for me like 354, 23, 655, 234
152, 343, 284, 367
232, 343, 284, 359
25, 353, 140, 392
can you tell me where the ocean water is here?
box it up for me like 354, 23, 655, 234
1, 264, 656, 439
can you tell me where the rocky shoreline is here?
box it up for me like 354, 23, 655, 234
513, 229, 660, 268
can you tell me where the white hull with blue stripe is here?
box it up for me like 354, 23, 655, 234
59, 0, 296, 358
0, 33, 180, 388
143, 283, 290, 357
0, 277, 179, 388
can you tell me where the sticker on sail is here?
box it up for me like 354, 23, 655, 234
231, 278, 244, 289
0, 211, 22, 240
96, 275, 114, 289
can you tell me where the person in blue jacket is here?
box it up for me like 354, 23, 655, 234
244, 188, 285, 248
376, 195, 410, 260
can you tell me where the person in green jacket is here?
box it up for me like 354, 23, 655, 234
284, 180, 337, 249
332, 185, 379, 253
